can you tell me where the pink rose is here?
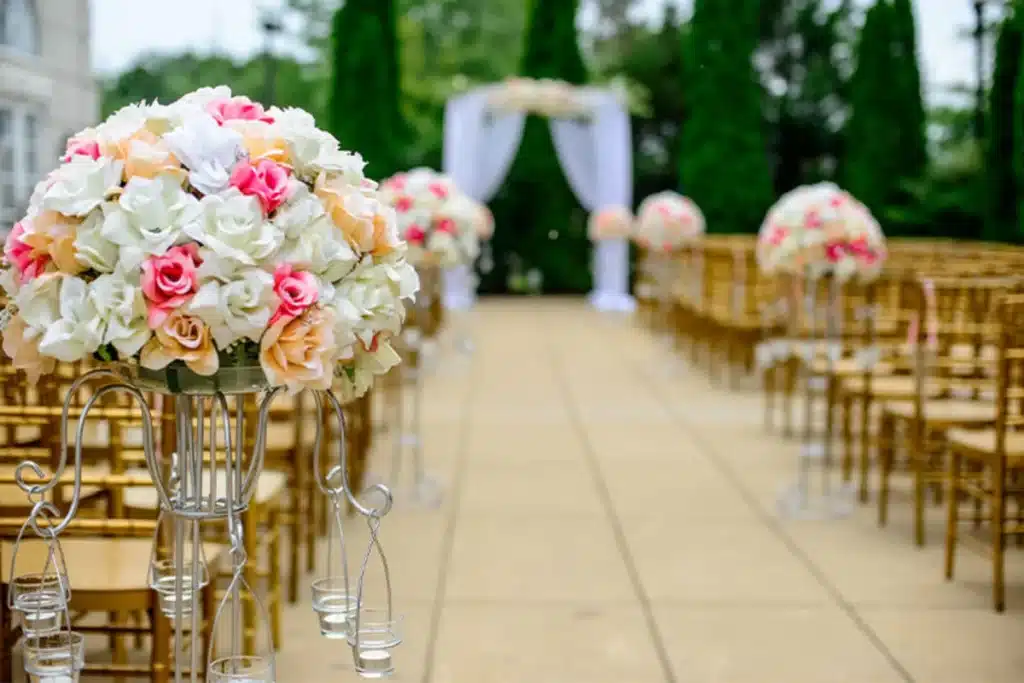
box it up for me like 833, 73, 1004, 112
229, 159, 293, 214
394, 196, 413, 213
384, 176, 406, 192
405, 225, 426, 245
428, 182, 448, 200
141, 244, 202, 329
435, 218, 456, 235
62, 138, 101, 163
4, 222, 48, 282
767, 226, 788, 246
824, 242, 844, 263
207, 96, 274, 125
805, 211, 823, 229
270, 264, 319, 327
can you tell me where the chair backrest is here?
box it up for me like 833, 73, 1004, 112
994, 294, 1024, 452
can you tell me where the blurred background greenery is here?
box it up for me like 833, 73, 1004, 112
100, 0, 1021, 294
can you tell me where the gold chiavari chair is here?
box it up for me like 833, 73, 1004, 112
944, 292, 1024, 612
878, 276, 1015, 545
0, 365, 224, 682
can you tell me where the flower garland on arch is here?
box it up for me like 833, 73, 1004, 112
486, 77, 592, 119
0, 86, 419, 398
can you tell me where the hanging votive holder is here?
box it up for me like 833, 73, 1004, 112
149, 557, 208, 620
311, 577, 357, 639
348, 608, 403, 679
11, 573, 69, 637
208, 655, 275, 683
22, 631, 85, 683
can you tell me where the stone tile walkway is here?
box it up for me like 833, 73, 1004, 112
276, 300, 1023, 682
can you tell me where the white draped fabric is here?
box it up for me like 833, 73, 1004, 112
442, 86, 634, 312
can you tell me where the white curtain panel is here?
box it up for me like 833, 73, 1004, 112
551, 92, 635, 312
442, 89, 526, 310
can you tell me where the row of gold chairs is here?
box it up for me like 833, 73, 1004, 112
637, 237, 1024, 612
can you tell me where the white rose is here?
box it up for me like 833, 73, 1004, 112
426, 230, 460, 267
185, 189, 282, 266
37, 276, 103, 362
73, 211, 119, 273
89, 269, 150, 357
171, 86, 233, 114
188, 267, 274, 348
41, 156, 124, 217
278, 216, 357, 282
330, 258, 408, 342
14, 273, 62, 332
100, 174, 201, 270
283, 127, 366, 182
93, 103, 148, 144
163, 114, 246, 195
272, 183, 325, 239
334, 339, 401, 402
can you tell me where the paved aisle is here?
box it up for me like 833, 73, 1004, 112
280, 299, 1024, 683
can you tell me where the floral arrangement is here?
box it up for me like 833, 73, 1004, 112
634, 192, 705, 252
588, 206, 633, 242
757, 182, 886, 281
378, 168, 479, 268
468, 200, 494, 241
487, 77, 590, 119
0, 86, 419, 397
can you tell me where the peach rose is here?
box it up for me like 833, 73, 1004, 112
260, 306, 336, 391
12, 212, 84, 277
2, 315, 55, 383
140, 312, 219, 376
313, 172, 374, 252
4, 222, 48, 282
108, 129, 184, 183
228, 121, 291, 165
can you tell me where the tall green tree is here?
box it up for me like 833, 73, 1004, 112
483, 0, 590, 294
679, 0, 772, 233
889, 0, 927, 181
988, 4, 1023, 241
326, 0, 406, 179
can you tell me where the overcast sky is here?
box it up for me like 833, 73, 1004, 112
91, 0, 983, 105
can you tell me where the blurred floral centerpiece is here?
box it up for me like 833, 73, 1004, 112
634, 191, 705, 252
0, 86, 418, 397
757, 182, 886, 282
588, 206, 633, 242
378, 168, 479, 268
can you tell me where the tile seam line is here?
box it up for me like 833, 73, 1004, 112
545, 331, 679, 683
601, 321, 915, 683
419, 349, 479, 683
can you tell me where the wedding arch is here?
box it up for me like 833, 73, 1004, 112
441, 79, 635, 312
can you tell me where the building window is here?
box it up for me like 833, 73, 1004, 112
0, 106, 43, 231
0, 0, 39, 55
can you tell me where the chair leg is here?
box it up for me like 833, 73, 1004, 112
913, 424, 927, 547
858, 395, 874, 503
764, 365, 776, 432
944, 449, 961, 580
840, 392, 853, 482
992, 463, 1007, 612
151, 606, 171, 683
269, 506, 282, 648
878, 412, 894, 526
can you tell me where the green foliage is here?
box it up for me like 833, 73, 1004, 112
101, 53, 322, 120
326, 0, 406, 179
987, 3, 1023, 242
679, 0, 773, 233
759, 0, 854, 193
845, 0, 927, 236
482, 0, 591, 294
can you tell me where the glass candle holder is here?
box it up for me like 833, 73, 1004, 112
311, 577, 357, 639
347, 609, 403, 679
149, 559, 207, 619
207, 655, 274, 683
11, 573, 68, 637
23, 632, 84, 683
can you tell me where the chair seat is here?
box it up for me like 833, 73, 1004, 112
1, 538, 224, 611
811, 358, 895, 376
884, 399, 997, 426
947, 428, 1024, 463
121, 468, 288, 511
842, 375, 940, 399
